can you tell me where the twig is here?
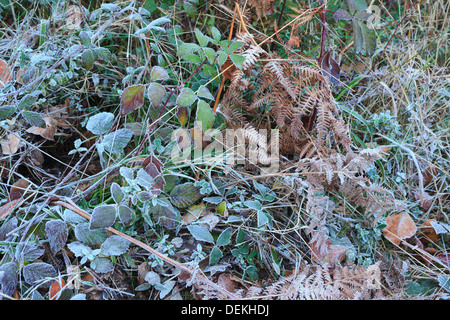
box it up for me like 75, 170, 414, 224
51, 198, 240, 299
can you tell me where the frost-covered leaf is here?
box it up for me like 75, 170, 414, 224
229, 54, 246, 70
89, 205, 116, 230
94, 47, 114, 62
156, 280, 176, 299
383, 212, 417, 245
211, 26, 221, 42
0, 262, 17, 299
120, 85, 145, 116
196, 99, 215, 131
81, 49, 95, 70
170, 182, 202, 208
186, 224, 214, 244
148, 200, 181, 229
45, 220, 68, 254
79, 30, 92, 47
17, 93, 38, 110
23, 262, 57, 287
209, 246, 223, 265
148, 82, 166, 107
194, 28, 210, 47
150, 66, 169, 81
67, 241, 92, 257
63, 209, 87, 224
100, 235, 130, 256
145, 271, 161, 285
90, 257, 114, 273
176, 87, 197, 108
75, 222, 108, 245
101, 3, 121, 12
177, 43, 200, 57
70, 293, 87, 300
117, 205, 133, 225
333, 9, 352, 20
14, 242, 45, 262
0, 105, 16, 120
176, 106, 189, 127
216, 227, 232, 246
110, 182, 124, 203
22, 110, 45, 127
197, 85, 215, 101
0, 217, 17, 241
86, 112, 114, 135
102, 129, 133, 154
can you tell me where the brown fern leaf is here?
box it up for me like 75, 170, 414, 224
247, 0, 274, 19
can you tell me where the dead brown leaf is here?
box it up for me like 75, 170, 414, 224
10, 178, 30, 201
49, 277, 66, 300
421, 219, 439, 243
0, 198, 22, 220
27, 116, 58, 140
1, 133, 21, 155
0, 59, 13, 88
310, 239, 347, 265
383, 212, 417, 245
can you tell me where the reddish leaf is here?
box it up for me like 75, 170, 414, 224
319, 50, 340, 85
143, 154, 166, 195
10, 179, 30, 201
414, 191, 434, 210
120, 85, 145, 116
0, 59, 13, 88
383, 212, 417, 245
49, 278, 66, 300
435, 253, 450, 268
421, 219, 439, 243
0, 198, 21, 220
310, 239, 347, 265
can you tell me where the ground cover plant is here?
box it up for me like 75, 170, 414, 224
0, 0, 449, 300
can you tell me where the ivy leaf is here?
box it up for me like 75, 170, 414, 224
100, 235, 131, 256
187, 224, 214, 244
209, 246, 223, 265
74, 222, 108, 245
45, 220, 68, 254
89, 205, 116, 230
102, 128, 133, 154
86, 112, 114, 135
150, 66, 169, 82
120, 85, 145, 116
23, 262, 57, 287
170, 182, 203, 208
196, 99, 215, 131
176, 87, 197, 108
148, 82, 166, 108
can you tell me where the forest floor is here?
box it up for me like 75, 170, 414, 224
0, 0, 449, 300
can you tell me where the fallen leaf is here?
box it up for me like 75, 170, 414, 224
310, 239, 347, 265
10, 178, 30, 201
383, 212, 417, 245
435, 253, 450, 268
0, 59, 13, 88
49, 277, 66, 300
1, 133, 21, 155
27, 116, 58, 140
414, 191, 434, 210
421, 219, 439, 243
217, 273, 238, 292
0, 198, 22, 220
182, 203, 207, 224
65, 5, 83, 30
318, 50, 340, 85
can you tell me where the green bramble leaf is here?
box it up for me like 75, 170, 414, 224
197, 85, 215, 100
45, 220, 68, 254
170, 182, 203, 208
209, 246, 223, 265
195, 99, 215, 131
229, 53, 246, 70
187, 224, 214, 244
120, 85, 145, 116
22, 262, 57, 287
74, 222, 108, 245
110, 182, 124, 203
117, 204, 133, 225
150, 66, 169, 81
90, 257, 114, 273
86, 112, 114, 135
216, 227, 232, 246
176, 87, 197, 108
148, 82, 166, 108
194, 28, 210, 47
100, 235, 131, 256
102, 129, 133, 154
81, 49, 95, 70
89, 205, 116, 230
